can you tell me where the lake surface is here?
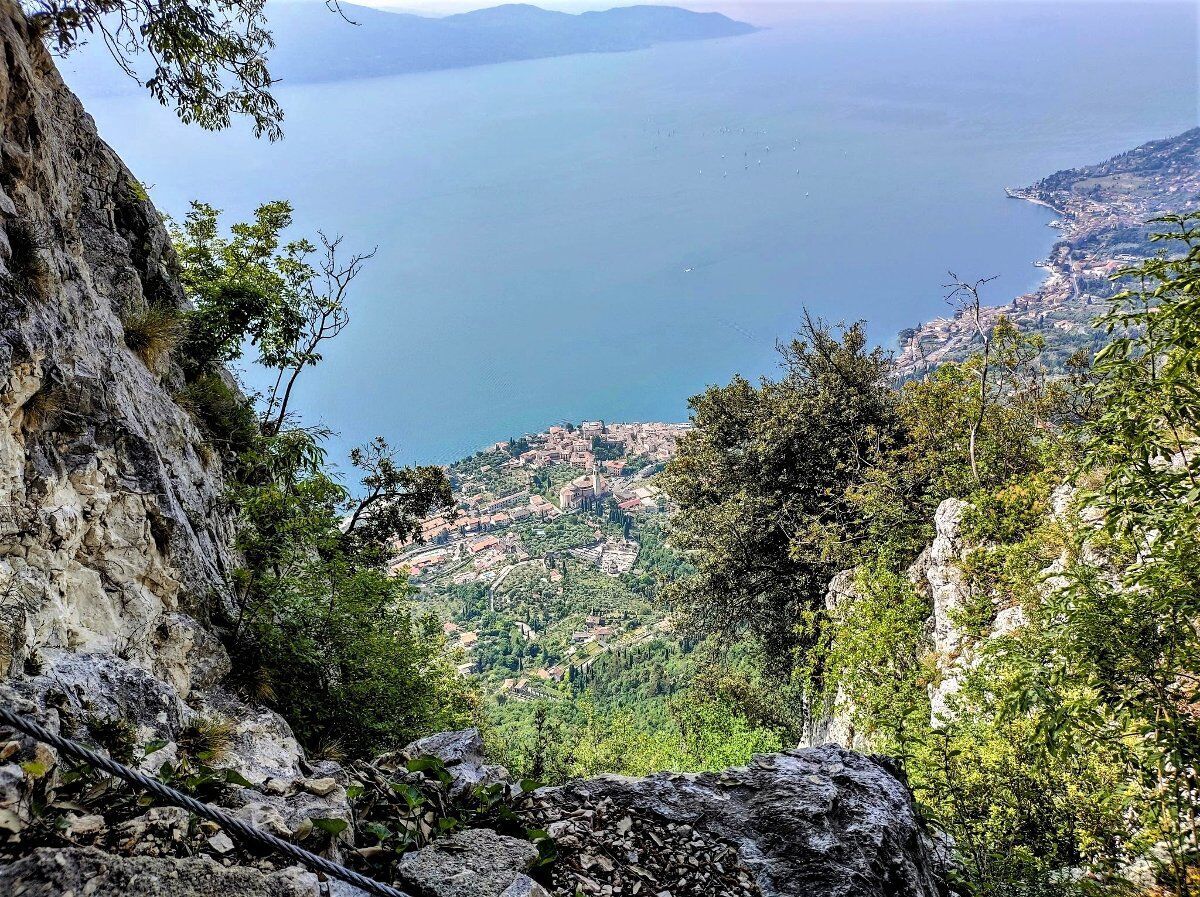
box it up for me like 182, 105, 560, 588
67, 2, 1198, 467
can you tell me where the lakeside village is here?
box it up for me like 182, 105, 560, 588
388, 421, 691, 699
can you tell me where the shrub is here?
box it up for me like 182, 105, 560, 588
177, 716, 235, 764
176, 373, 259, 460
19, 385, 65, 434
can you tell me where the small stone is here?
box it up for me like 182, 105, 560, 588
499, 877, 551, 897
207, 832, 235, 854
65, 814, 105, 839
302, 777, 340, 797
263, 778, 291, 795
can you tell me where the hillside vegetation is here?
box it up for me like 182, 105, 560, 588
652, 215, 1200, 894
386, 212, 1200, 894
124, 165, 1200, 897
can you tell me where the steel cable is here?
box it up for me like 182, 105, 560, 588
0, 703, 412, 897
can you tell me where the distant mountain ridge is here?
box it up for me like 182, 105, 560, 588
61, 3, 758, 96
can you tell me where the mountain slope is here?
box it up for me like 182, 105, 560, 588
62, 3, 757, 96
0, 4, 942, 895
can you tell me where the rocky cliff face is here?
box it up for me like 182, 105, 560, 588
0, 0, 237, 692
0, 3, 947, 894
806, 496, 1037, 746
0, 0, 346, 870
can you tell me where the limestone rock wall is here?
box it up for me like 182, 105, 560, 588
924, 498, 973, 722
0, 0, 236, 691
808, 495, 1041, 748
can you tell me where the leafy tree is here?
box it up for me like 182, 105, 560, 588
342, 436, 451, 556
171, 200, 308, 375
223, 425, 461, 755
22, 0, 334, 138
487, 691, 780, 784
912, 718, 1131, 897
815, 563, 931, 752
260, 232, 376, 434
660, 315, 899, 675
171, 201, 375, 435
848, 318, 1073, 567
170, 200, 466, 757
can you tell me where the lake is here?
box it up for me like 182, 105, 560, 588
65, 1, 1198, 467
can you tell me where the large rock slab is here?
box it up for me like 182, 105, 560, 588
0, 847, 317, 897
397, 828, 538, 897
403, 728, 509, 797
526, 745, 945, 897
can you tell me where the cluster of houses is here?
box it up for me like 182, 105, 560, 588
571, 615, 619, 647
505, 420, 688, 470
391, 421, 680, 581
385, 421, 688, 694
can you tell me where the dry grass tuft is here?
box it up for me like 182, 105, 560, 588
178, 715, 236, 764
311, 737, 347, 764
122, 305, 185, 369
20, 385, 65, 433
4, 217, 51, 297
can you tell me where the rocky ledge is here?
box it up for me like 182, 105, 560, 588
0, 677, 946, 897
524, 746, 943, 897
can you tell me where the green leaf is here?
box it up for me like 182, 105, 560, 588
364, 822, 391, 842
311, 817, 349, 837
224, 769, 254, 788
406, 756, 452, 784
389, 782, 425, 808
20, 761, 49, 779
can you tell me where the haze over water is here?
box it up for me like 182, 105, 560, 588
69, 2, 1197, 467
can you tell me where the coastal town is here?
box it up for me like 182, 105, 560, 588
391, 420, 686, 577
894, 128, 1200, 377
388, 420, 691, 698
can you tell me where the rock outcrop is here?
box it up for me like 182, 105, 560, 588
807, 495, 1043, 744
524, 746, 943, 897
0, 0, 357, 880
925, 498, 973, 722
0, 847, 319, 897
0, 0, 235, 690
397, 829, 543, 897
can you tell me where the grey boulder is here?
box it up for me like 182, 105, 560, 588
403, 728, 510, 797
0, 847, 317, 897
526, 744, 946, 897
398, 828, 538, 897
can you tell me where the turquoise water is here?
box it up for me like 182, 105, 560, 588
69, 2, 1198, 466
